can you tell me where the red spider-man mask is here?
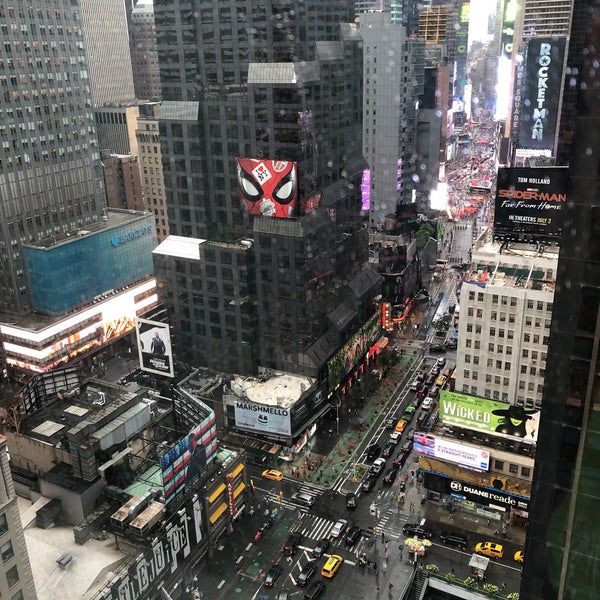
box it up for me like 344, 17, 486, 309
236, 158, 298, 218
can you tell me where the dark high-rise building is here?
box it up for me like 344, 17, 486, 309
129, 0, 161, 102
153, 0, 379, 377
520, 2, 600, 599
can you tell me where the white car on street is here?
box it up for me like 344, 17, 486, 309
330, 519, 348, 538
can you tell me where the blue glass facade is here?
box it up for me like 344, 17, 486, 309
24, 216, 156, 314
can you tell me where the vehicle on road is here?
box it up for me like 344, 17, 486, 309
435, 374, 447, 387
303, 580, 326, 599
264, 564, 283, 587
330, 518, 348, 538
382, 468, 398, 486
389, 430, 402, 444
430, 365, 441, 376
345, 492, 358, 510
406, 427, 415, 441
361, 474, 378, 493
345, 525, 362, 546
401, 439, 413, 454
421, 397, 433, 410
436, 357, 447, 367
395, 419, 408, 433
381, 441, 395, 458
475, 541, 504, 559
402, 523, 434, 539
514, 550, 524, 563
366, 443, 381, 462
429, 345, 446, 354
428, 385, 439, 398
296, 561, 318, 587
262, 469, 284, 481
282, 532, 303, 555
425, 374, 436, 386
275, 590, 291, 600
290, 492, 315, 508
385, 417, 396, 429
312, 537, 331, 558
393, 453, 408, 469
440, 531, 468, 550
416, 371, 426, 382
402, 406, 416, 420
370, 457, 387, 476
321, 554, 344, 578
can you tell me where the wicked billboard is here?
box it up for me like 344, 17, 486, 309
493, 166, 568, 241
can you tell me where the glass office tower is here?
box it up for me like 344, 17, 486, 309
521, 1, 600, 598
153, 1, 378, 376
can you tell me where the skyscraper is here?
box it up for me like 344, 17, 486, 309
520, 2, 600, 598
129, 0, 161, 102
153, 1, 379, 376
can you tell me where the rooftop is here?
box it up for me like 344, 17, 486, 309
228, 372, 315, 408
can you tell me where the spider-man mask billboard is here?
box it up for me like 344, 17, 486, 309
236, 158, 298, 218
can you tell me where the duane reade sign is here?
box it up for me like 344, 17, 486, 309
234, 400, 291, 435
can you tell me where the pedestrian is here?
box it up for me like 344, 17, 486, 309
501, 582, 507, 591
399, 546, 403, 560
388, 583, 393, 590
383, 560, 387, 573
381, 531, 385, 543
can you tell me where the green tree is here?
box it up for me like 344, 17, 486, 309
415, 223, 435, 250
431, 315, 452, 332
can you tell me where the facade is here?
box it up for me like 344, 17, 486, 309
153, 0, 381, 378
359, 11, 425, 227
455, 243, 558, 409
0, 0, 106, 317
94, 105, 140, 156
103, 155, 144, 211
129, 0, 162, 102
136, 102, 169, 242
520, 2, 600, 598
0, 435, 37, 600
78, 0, 136, 107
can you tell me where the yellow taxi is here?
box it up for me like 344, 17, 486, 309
321, 554, 344, 578
261, 469, 284, 481
395, 419, 408, 433
475, 541, 504, 559
514, 550, 524, 563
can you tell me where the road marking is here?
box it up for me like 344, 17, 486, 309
217, 580, 225, 589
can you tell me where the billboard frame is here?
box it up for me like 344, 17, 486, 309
136, 318, 175, 378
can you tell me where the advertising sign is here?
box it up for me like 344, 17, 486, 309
493, 166, 568, 241
136, 318, 174, 378
423, 471, 530, 511
327, 312, 381, 392
96, 495, 205, 600
518, 37, 566, 152
236, 158, 298, 218
439, 391, 540, 441
160, 413, 218, 504
413, 432, 490, 471
234, 400, 291, 436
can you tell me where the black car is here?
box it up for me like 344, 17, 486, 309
296, 561, 318, 587
392, 453, 408, 469
445, 340, 457, 350
312, 537, 331, 558
416, 371, 426, 382
429, 344, 446, 354
385, 417, 396, 429
402, 523, 434, 539
406, 427, 415, 441
362, 474, 378, 493
381, 441, 395, 458
345, 492, 358, 510
382, 468, 398, 486
366, 443, 381, 462
401, 439, 413, 454
440, 531, 468, 550
425, 374, 436, 386
304, 581, 326, 600
430, 365, 441, 376
264, 564, 283, 587
369, 457, 386, 477
345, 525, 362, 546
282, 532, 303, 555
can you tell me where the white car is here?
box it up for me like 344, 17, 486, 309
330, 519, 348, 538
389, 430, 402, 444
369, 457, 387, 476
422, 397, 433, 410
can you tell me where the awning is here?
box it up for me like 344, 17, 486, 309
208, 483, 226, 504
233, 482, 246, 498
209, 502, 228, 524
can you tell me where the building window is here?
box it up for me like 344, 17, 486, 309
527, 300, 534, 309
475, 325, 481, 334
493, 390, 500, 400
0, 540, 13, 562
484, 388, 491, 398
6, 565, 18, 587
472, 371, 478, 380
497, 344, 503, 354
488, 343, 494, 352
510, 298, 517, 307
495, 460, 504, 470
486, 374, 492, 383
469, 291, 475, 301
492, 295, 498, 304
521, 467, 531, 477
466, 339, 472, 348
474, 341, 481, 349
473, 356, 480, 365
463, 370, 470, 379
471, 386, 478, 395
491, 311, 497, 321
11, 590, 24, 600
509, 464, 519, 474
467, 324, 473, 332
503, 377, 509, 387
490, 327, 496, 336
478, 292, 484, 301
505, 361, 511, 370
465, 355, 471, 363
524, 333, 531, 342
523, 349, 529, 358
0, 514, 7, 537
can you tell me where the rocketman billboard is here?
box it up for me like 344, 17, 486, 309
493, 166, 568, 241
236, 158, 298, 218
159, 412, 218, 504
136, 318, 175, 378
439, 390, 540, 442
518, 37, 566, 152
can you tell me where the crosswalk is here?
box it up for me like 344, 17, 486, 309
261, 480, 326, 512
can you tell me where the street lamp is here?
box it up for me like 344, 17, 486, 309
336, 398, 340, 436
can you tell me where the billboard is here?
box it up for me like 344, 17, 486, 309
136, 318, 174, 377
159, 412, 218, 504
236, 158, 298, 218
493, 166, 568, 241
518, 37, 566, 152
439, 391, 540, 441
234, 400, 292, 436
414, 432, 490, 471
